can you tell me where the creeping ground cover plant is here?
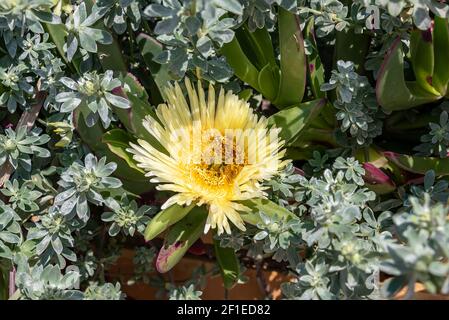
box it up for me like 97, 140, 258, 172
1, 0, 449, 301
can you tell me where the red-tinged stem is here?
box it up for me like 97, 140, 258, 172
9, 267, 16, 298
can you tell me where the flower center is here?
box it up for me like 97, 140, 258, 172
5, 72, 18, 84
4, 139, 16, 151
190, 163, 244, 189
79, 79, 98, 96
188, 132, 247, 189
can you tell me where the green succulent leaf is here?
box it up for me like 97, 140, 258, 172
304, 17, 325, 99
234, 25, 276, 70
333, 27, 370, 74
258, 63, 279, 100
376, 38, 440, 111
384, 152, 449, 175
273, 7, 306, 108
144, 203, 196, 241
268, 98, 326, 144
410, 29, 439, 95
239, 198, 296, 226
214, 239, 240, 289
44, 22, 69, 64
155, 206, 208, 273
102, 129, 143, 174
220, 37, 261, 92
137, 33, 172, 102
433, 17, 449, 96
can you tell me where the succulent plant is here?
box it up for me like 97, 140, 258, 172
2, 0, 449, 302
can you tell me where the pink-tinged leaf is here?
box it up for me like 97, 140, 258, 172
363, 163, 396, 194
294, 167, 305, 176
384, 151, 449, 176
410, 28, 440, 95
404, 176, 425, 186
376, 37, 440, 111
111, 86, 125, 96
156, 206, 208, 273
304, 17, 325, 99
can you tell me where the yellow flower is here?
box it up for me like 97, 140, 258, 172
128, 79, 288, 235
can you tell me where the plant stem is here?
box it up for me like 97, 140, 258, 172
256, 261, 271, 299
8, 267, 15, 299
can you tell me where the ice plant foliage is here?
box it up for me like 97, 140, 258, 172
3, 0, 449, 301
128, 79, 288, 234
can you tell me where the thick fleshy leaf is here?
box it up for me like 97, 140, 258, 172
214, 239, 240, 289
156, 206, 208, 273
257, 63, 278, 100
239, 198, 296, 226
384, 151, 449, 175
363, 163, 396, 195
102, 129, 144, 173
44, 23, 69, 63
229, 24, 281, 100
268, 98, 326, 144
433, 17, 449, 95
220, 36, 261, 92
97, 38, 127, 73
304, 17, 325, 99
144, 203, 196, 241
273, 7, 306, 108
111, 75, 166, 153
376, 37, 440, 111
136, 33, 172, 102
333, 27, 370, 73
410, 28, 439, 95
234, 24, 277, 71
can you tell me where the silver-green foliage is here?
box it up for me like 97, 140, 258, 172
168, 283, 203, 300
321, 60, 384, 146
15, 260, 83, 300
2, 0, 449, 302
63, 2, 113, 61
381, 194, 449, 298
0, 203, 22, 258
356, 0, 449, 30
0, 126, 50, 172
56, 70, 130, 128
54, 153, 122, 221
144, 0, 243, 81
102, 195, 155, 236
415, 111, 449, 158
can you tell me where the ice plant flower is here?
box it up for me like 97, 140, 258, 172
128, 79, 288, 234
